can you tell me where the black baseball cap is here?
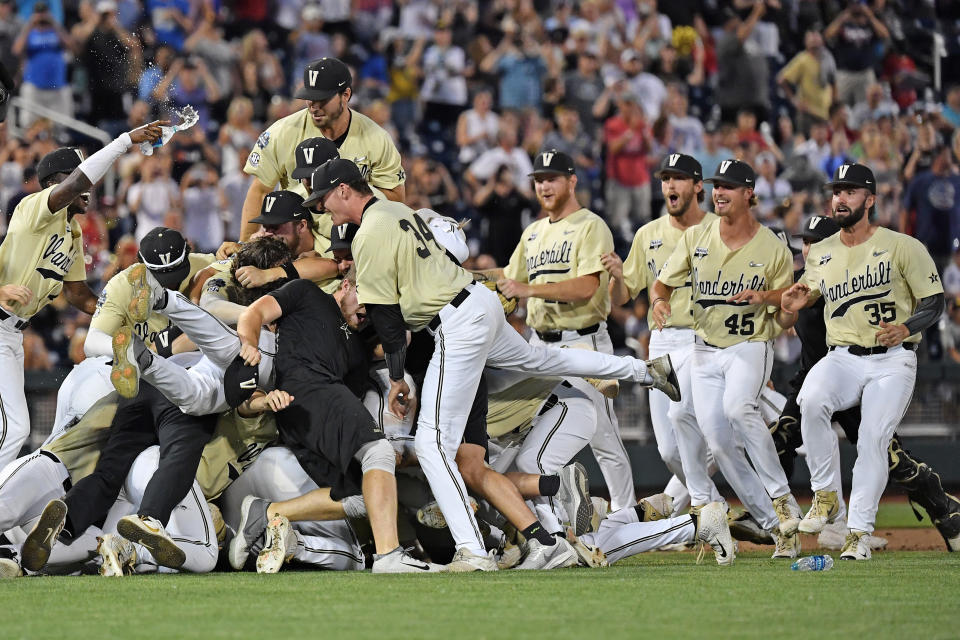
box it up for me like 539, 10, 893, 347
654, 153, 703, 180
769, 225, 801, 256
292, 137, 340, 179
704, 159, 756, 188
303, 158, 363, 208
138, 227, 192, 289
223, 355, 258, 409
793, 215, 840, 242
251, 191, 309, 225
530, 149, 576, 177
294, 57, 352, 102
327, 222, 359, 252
37, 147, 85, 183
824, 162, 876, 194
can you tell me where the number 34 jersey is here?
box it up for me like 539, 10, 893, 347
799, 227, 942, 348
353, 198, 473, 331
658, 218, 793, 348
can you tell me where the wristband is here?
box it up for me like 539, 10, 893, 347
280, 262, 299, 280
652, 297, 666, 307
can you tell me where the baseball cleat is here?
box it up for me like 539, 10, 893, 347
229, 495, 270, 570
496, 542, 523, 570
644, 354, 681, 401
773, 493, 802, 536
372, 546, 443, 573
589, 497, 609, 533
442, 547, 499, 572
208, 501, 226, 550
840, 529, 872, 560
515, 537, 579, 570
97, 533, 137, 577
110, 326, 140, 398
565, 529, 608, 568
584, 377, 619, 399
798, 489, 840, 534
818, 521, 887, 550
0, 548, 22, 578
256, 514, 298, 574
771, 531, 800, 559
693, 502, 735, 566
21, 498, 67, 572
416, 496, 478, 530
638, 493, 674, 522
557, 462, 593, 537
117, 515, 185, 569
728, 509, 775, 545
126, 264, 150, 324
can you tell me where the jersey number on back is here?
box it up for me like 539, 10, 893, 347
399, 213, 444, 259
723, 312, 755, 336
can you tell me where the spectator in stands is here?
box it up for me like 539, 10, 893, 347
456, 90, 500, 166
735, 109, 768, 150
138, 43, 174, 103
127, 153, 181, 242
664, 84, 704, 155
822, 130, 853, 178
479, 26, 548, 113
902, 142, 960, 270
694, 120, 732, 205
181, 163, 223, 253
420, 19, 470, 132
942, 85, 960, 129
793, 118, 831, 177
849, 82, 898, 129
183, 4, 236, 100
542, 104, 597, 201
562, 47, 604, 136
625, 0, 670, 62
0, 0, 24, 77
824, 1, 890, 105
147, 0, 191, 52
289, 5, 333, 97
620, 49, 666, 122
603, 91, 652, 238
219, 147, 252, 243
715, 2, 770, 123
473, 164, 533, 267
464, 123, 534, 197
903, 118, 938, 183
940, 297, 960, 365
13, 1, 74, 127
217, 97, 258, 175
155, 56, 221, 133
943, 249, 960, 299
407, 157, 459, 219
5, 165, 40, 216
753, 151, 791, 221
777, 29, 836, 134
828, 102, 857, 142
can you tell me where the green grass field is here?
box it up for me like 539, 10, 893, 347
1, 503, 956, 640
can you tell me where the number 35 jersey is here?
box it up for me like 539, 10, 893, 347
799, 227, 942, 348
658, 218, 792, 348
353, 198, 473, 331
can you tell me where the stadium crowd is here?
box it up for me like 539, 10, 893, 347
2, 0, 960, 371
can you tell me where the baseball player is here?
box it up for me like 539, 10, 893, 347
494, 149, 639, 511
235, 57, 404, 243
602, 153, 724, 514
304, 158, 679, 571
652, 159, 803, 558
85, 227, 215, 360
0, 121, 163, 469
779, 163, 946, 560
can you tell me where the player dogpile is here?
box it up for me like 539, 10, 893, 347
0, 57, 958, 580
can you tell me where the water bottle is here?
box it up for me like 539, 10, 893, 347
791, 555, 834, 572
140, 105, 199, 156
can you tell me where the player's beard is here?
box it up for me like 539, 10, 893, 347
833, 201, 866, 228
665, 190, 693, 217
538, 186, 570, 214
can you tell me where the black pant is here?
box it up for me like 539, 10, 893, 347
63, 383, 217, 536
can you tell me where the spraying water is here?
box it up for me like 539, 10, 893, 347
140, 105, 199, 155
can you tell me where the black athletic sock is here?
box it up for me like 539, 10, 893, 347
539, 475, 560, 497
633, 504, 646, 522
522, 522, 556, 545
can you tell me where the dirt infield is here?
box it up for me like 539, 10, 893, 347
738, 528, 946, 552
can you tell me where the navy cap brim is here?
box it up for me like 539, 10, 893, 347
303, 186, 335, 208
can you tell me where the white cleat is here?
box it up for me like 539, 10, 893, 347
442, 547, 499, 572
771, 531, 800, 559
97, 533, 137, 577
638, 493, 674, 521
515, 537, 579, 570
557, 462, 593, 536
773, 494, 803, 536
256, 514, 298, 574
0, 549, 22, 578
589, 497, 609, 533
371, 547, 443, 574
116, 515, 185, 569
644, 354, 681, 401
840, 529, 872, 560
566, 529, 608, 568
694, 502, 735, 566
416, 497, 479, 530
229, 495, 270, 570
798, 489, 840, 535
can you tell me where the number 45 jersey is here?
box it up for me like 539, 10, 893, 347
658, 218, 793, 348
799, 227, 942, 348
353, 199, 473, 331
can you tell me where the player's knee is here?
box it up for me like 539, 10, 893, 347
454, 448, 487, 490
657, 445, 682, 474
357, 439, 396, 475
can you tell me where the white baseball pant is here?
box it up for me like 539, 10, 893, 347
488, 382, 597, 534
416, 284, 649, 555
529, 325, 637, 511
797, 345, 917, 533
0, 451, 70, 539
579, 507, 695, 564
221, 446, 364, 571
676, 340, 786, 530
0, 321, 29, 472
363, 367, 416, 459
45, 356, 114, 446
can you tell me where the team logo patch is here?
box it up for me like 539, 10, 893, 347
819, 254, 832, 265
249, 152, 260, 167
649, 239, 663, 250
207, 278, 226, 293
749, 261, 764, 268
339, 321, 351, 340
694, 247, 709, 258
257, 132, 270, 149
930, 273, 940, 283
527, 233, 538, 241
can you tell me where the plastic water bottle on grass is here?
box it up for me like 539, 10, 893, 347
791, 555, 834, 572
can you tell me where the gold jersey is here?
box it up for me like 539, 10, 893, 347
486, 377, 563, 438
503, 209, 613, 331
43, 393, 119, 482
622, 212, 718, 329
91, 253, 215, 349
799, 227, 943, 348
0, 185, 87, 318
354, 199, 473, 331
196, 412, 278, 500
658, 219, 792, 348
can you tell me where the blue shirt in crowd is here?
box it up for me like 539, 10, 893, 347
148, 0, 190, 51
904, 170, 960, 257
496, 53, 546, 111
23, 28, 66, 90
